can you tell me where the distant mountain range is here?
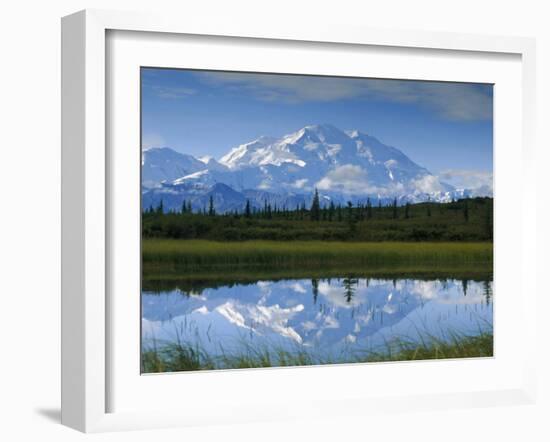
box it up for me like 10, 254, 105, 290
142, 124, 491, 213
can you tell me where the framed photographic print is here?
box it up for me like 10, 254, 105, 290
139, 68, 495, 374
61, 9, 537, 432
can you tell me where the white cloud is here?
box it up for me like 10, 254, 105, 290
292, 178, 309, 189
195, 72, 492, 121
411, 281, 440, 300
316, 164, 410, 195
282, 282, 307, 294
316, 164, 369, 194
412, 175, 444, 193
438, 169, 493, 191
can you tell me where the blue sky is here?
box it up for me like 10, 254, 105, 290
141, 68, 493, 186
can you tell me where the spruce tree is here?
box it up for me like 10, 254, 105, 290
342, 277, 358, 303
310, 188, 321, 221
328, 201, 335, 222
366, 197, 372, 220
347, 201, 353, 223
244, 199, 251, 218
311, 278, 319, 304
208, 195, 215, 216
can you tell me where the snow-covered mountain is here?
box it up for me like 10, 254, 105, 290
142, 147, 208, 189
142, 124, 489, 212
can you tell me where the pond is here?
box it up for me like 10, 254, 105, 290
141, 275, 493, 371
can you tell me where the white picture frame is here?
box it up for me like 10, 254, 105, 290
61, 9, 538, 433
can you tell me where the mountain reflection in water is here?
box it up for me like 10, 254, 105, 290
142, 277, 493, 363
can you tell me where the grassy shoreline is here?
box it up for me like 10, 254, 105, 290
143, 240, 493, 270
141, 332, 493, 373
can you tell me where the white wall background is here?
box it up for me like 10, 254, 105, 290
0, 1, 548, 441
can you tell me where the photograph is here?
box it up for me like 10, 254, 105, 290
140, 68, 494, 373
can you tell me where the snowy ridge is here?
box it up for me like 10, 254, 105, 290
142, 124, 492, 212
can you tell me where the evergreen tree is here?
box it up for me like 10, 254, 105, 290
461, 279, 468, 296
366, 197, 373, 220
342, 277, 358, 303
347, 201, 354, 223
405, 202, 410, 219
357, 203, 364, 221
310, 189, 321, 221
463, 199, 469, 222
328, 201, 335, 222
392, 198, 398, 219
208, 195, 215, 216
157, 199, 164, 215
244, 199, 251, 218
311, 278, 319, 304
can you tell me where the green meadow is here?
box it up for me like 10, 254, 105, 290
143, 239, 492, 272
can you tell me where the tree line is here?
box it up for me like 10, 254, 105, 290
142, 192, 493, 242
144, 189, 481, 224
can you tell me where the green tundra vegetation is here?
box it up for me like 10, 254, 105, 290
142, 196, 493, 242
142, 240, 493, 277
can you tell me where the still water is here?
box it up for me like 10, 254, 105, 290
142, 276, 493, 366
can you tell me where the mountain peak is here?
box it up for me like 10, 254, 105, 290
346, 129, 368, 139
301, 123, 346, 139
142, 147, 208, 188
141, 123, 492, 213
142, 146, 172, 153
279, 124, 350, 147
303, 123, 340, 133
